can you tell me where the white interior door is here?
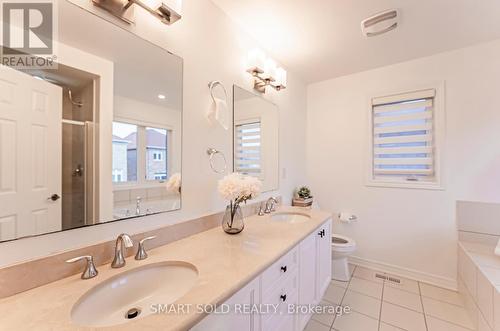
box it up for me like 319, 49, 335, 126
0, 65, 62, 240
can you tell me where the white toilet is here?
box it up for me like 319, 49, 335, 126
331, 234, 357, 281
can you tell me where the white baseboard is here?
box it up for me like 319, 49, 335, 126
348, 255, 457, 291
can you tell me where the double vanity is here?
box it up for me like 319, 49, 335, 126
0, 207, 332, 331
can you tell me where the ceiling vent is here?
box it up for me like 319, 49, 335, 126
361, 9, 399, 37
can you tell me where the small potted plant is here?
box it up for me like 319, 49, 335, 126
293, 186, 313, 207
218, 173, 262, 234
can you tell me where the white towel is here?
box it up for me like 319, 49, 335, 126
214, 97, 229, 130
207, 97, 229, 130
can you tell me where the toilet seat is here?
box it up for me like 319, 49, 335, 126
331, 234, 356, 253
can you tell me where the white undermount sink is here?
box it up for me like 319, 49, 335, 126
270, 212, 311, 223
71, 261, 198, 327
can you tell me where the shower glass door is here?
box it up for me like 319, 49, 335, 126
62, 121, 87, 230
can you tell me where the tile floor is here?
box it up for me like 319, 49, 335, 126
305, 265, 475, 331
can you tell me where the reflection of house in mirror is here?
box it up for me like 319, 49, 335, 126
112, 129, 168, 183
126, 129, 168, 181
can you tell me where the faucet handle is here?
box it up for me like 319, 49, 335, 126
135, 236, 157, 260
258, 202, 266, 216
66, 255, 98, 279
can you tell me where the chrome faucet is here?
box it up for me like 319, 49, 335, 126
135, 196, 141, 215
264, 197, 279, 213
66, 255, 98, 279
111, 233, 133, 268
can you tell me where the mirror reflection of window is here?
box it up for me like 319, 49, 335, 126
233, 85, 279, 192
113, 122, 171, 184
112, 122, 138, 183
145, 127, 168, 181
235, 120, 262, 177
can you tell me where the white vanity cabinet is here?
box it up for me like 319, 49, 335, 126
192, 219, 332, 331
298, 221, 332, 329
317, 221, 332, 299
190, 276, 261, 331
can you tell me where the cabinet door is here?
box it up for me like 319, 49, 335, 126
191, 276, 261, 331
298, 232, 318, 329
317, 220, 332, 298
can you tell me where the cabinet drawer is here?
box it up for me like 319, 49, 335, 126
275, 313, 296, 331
262, 246, 298, 292
262, 293, 298, 331
262, 268, 298, 321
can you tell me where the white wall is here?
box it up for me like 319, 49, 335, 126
0, 0, 308, 267
307, 39, 500, 288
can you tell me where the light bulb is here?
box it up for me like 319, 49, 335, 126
275, 67, 287, 88
264, 58, 277, 81
247, 49, 266, 73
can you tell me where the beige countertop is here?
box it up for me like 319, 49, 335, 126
0, 207, 332, 331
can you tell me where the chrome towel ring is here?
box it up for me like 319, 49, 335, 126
206, 148, 227, 174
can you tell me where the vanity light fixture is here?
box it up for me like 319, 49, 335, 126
93, 0, 182, 25
246, 49, 287, 93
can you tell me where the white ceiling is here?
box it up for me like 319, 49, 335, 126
212, 0, 500, 83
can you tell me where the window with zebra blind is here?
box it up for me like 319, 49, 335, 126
235, 120, 262, 177
368, 87, 444, 189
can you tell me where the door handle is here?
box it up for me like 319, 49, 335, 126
48, 194, 61, 201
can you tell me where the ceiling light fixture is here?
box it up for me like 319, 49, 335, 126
361, 9, 399, 37
246, 49, 287, 93
158, 94, 166, 100
93, 0, 182, 25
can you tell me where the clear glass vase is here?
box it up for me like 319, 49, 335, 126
222, 202, 244, 235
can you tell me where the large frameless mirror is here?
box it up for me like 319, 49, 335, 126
233, 85, 279, 192
0, 2, 182, 242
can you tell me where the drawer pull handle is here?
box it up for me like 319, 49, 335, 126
280, 294, 287, 302
281, 265, 287, 273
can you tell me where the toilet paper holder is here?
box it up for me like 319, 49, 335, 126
338, 213, 357, 222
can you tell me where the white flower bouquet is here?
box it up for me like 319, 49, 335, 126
166, 173, 181, 193
218, 173, 262, 234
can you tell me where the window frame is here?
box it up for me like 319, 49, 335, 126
365, 82, 446, 190
112, 117, 173, 190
